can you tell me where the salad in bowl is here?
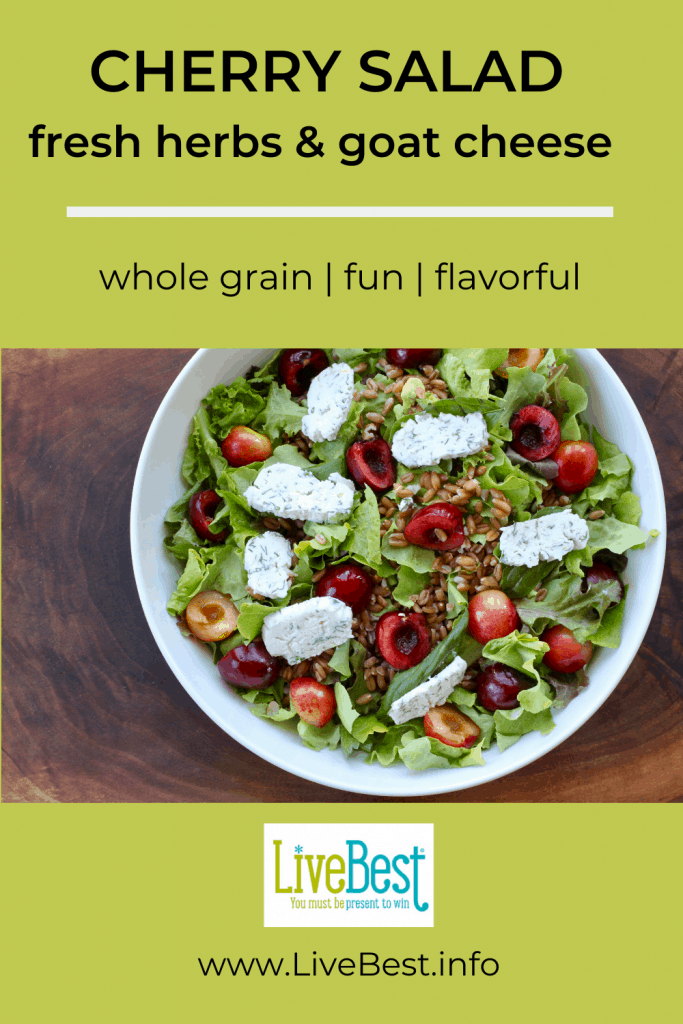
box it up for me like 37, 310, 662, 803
162, 347, 659, 773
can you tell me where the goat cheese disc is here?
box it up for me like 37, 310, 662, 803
388, 656, 468, 725
244, 532, 293, 600
244, 463, 355, 524
301, 362, 355, 443
391, 412, 488, 467
499, 509, 589, 567
261, 596, 354, 665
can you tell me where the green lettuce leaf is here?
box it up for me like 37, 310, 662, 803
328, 639, 352, 678
346, 487, 382, 570
334, 681, 360, 733
166, 541, 245, 614
515, 573, 622, 642
351, 714, 389, 743
202, 378, 266, 436
236, 601, 278, 642
493, 706, 555, 751
366, 724, 424, 766
438, 348, 508, 406
481, 630, 547, 683
260, 383, 305, 441
394, 564, 430, 608
589, 591, 627, 648
297, 719, 341, 751
164, 519, 206, 562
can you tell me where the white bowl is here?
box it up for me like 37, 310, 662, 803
130, 349, 666, 797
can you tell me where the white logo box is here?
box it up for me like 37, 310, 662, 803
264, 823, 434, 927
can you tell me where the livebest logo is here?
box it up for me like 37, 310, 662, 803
263, 823, 434, 927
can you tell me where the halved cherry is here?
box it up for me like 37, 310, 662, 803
387, 348, 442, 369
346, 437, 395, 494
468, 590, 520, 644
494, 349, 545, 378
188, 490, 228, 542
376, 611, 431, 670
315, 563, 374, 613
541, 624, 593, 674
217, 639, 281, 689
279, 349, 329, 396
186, 591, 238, 642
404, 502, 464, 550
582, 562, 624, 607
290, 677, 337, 727
221, 425, 272, 467
476, 663, 533, 711
510, 405, 561, 461
424, 705, 480, 748
552, 440, 599, 493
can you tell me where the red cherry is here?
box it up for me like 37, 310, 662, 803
188, 490, 228, 543
403, 503, 465, 550
376, 611, 431, 670
290, 677, 337, 728
541, 624, 593, 673
386, 348, 442, 369
217, 640, 281, 689
278, 349, 329, 397
510, 405, 561, 461
346, 437, 395, 494
552, 441, 599, 493
476, 663, 534, 711
582, 562, 624, 607
315, 563, 374, 613
467, 590, 520, 644
221, 425, 272, 467
423, 705, 480, 748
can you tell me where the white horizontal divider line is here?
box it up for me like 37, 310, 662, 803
67, 205, 613, 218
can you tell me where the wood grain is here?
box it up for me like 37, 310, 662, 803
2, 349, 681, 803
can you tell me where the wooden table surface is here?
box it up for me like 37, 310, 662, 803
2, 348, 681, 803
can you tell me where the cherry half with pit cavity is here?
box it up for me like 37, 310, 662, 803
423, 705, 480, 748
346, 437, 395, 494
386, 348, 442, 369
279, 349, 329, 396
404, 502, 465, 551
315, 563, 374, 613
188, 490, 228, 543
217, 639, 281, 690
510, 405, 561, 461
376, 611, 431, 670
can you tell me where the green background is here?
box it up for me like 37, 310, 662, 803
2, 804, 680, 1022
1, 3, 680, 1020
2, 0, 680, 345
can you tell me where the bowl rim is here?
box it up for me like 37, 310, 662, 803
130, 348, 667, 798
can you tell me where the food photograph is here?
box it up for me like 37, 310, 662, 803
2, 347, 680, 802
